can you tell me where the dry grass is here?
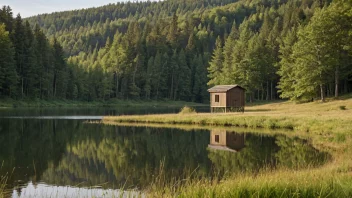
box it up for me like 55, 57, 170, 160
103, 98, 352, 134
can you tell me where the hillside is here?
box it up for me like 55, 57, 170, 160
1, 0, 351, 104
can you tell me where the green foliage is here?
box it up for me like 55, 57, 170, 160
1, 0, 352, 103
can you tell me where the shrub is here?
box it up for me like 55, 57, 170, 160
339, 106, 347, 110
179, 106, 197, 114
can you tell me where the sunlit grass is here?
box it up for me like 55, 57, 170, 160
103, 96, 352, 134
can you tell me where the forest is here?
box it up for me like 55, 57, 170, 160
0, 0, 352, 103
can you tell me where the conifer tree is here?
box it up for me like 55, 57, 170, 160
208, 36, 223, 86
0, 24, 17, 97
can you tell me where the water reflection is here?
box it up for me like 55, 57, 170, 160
0, 117, 330, 195
11, 182, 143, 198
208, 129, 245, 152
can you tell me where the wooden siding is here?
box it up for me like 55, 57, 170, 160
210, 129, 227, 145
226, 133, 245, 151
210, 87, 245, 108
226, 87, 245, 107
210, 92, 227, 107
210, 130, 245, 151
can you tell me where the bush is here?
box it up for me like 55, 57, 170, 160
339, 106, 347, 110
179, 106, 197, 114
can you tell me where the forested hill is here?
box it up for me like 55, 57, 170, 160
1, 0, 352, 103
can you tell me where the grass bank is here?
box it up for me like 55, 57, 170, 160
102, 97, 352, 197
103, 97, 352, 135
0, 98, 205, 108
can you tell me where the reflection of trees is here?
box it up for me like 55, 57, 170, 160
275, 136, 330, 169
208, 134, 278, 176
51, 126, 212, 189
0, 119, 72, 187
0, 119, 331, 191
208, 133, 331, 177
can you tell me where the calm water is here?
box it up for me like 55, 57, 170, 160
0, 107, 329, 197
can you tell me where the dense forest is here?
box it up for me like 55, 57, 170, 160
1, 0, 352, 102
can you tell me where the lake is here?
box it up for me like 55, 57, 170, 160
0, 107, 330, 197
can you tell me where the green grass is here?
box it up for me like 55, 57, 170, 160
150, 170, 352, 198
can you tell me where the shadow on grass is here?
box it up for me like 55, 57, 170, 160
245, 109, 272, 112
246, 100, 287, 107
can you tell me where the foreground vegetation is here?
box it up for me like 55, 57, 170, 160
103, 97, 352, 197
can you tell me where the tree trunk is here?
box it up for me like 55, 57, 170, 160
53, 74, 56, 98
320, 84, 325, 102
266, 81, 269, 100
21, 77, 24, 99
335, 67, 339, 97
170, 74, 174, 99
270, 81, 273, 100
115, 73, 119, 98
344, 80, 348, 94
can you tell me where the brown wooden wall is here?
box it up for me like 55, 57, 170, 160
210, 129, 227, 146
210, 92, 227, 107
226, 132, 245, 151
226, 87, 245, 107
210, 87, 245, 108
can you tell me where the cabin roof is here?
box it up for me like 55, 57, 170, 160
208, 85, 245, 93
208, 145, 239, 153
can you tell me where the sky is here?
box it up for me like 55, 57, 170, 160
1, 0, 141, 18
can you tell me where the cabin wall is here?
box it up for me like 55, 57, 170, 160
210, 130, 227, 146
210, 92, 227, 107
226, 132, 245, 150
226, 88, 245, 107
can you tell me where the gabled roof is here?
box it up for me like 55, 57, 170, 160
207, 85, 245, 93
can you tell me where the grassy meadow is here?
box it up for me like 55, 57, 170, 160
102, 96, 352, 197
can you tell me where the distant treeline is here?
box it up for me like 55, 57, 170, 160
1, 0, 352, 102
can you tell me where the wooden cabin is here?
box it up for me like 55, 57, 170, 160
208, 129, 245, 153
208, 85, 245, 113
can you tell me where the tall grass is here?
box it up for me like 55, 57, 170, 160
0, 173, 8, 198
148, 168, 352, 198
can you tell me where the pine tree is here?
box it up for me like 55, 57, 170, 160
277, 28, 298, 100
0, 24, 17, 97
12, 14, 26, 98
208, 36, 223, 86
177, 49, 191, 101
52, 38, 68, 98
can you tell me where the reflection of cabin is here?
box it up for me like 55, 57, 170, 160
208, 85, 245, 113
208, 129, 245, 153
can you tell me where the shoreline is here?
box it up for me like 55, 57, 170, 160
0, 99, 206, 108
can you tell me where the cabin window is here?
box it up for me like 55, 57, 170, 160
215, 135, 219, 143
215, 95, 219, 102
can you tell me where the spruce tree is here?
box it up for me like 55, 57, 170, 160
0, 24, 17, 97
